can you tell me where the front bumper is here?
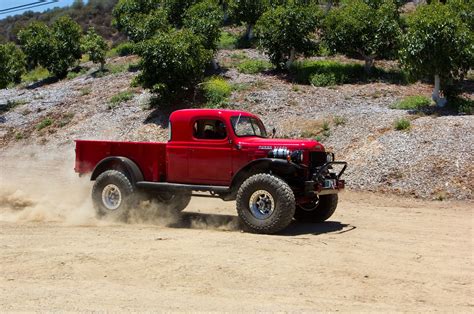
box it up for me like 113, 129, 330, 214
304, 161, 347, 196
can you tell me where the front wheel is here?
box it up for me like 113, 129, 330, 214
294, 194, 338, 223
236, 173, 295, 234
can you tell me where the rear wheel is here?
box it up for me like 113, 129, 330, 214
294, 194, 338, 222
148, 191, 191, 213
92, 170, 135, 221
236, 173, 295, 234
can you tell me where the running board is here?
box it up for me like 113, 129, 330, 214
136, 181, 230, 193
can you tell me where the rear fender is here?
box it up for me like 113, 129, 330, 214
90, 156, 144, 184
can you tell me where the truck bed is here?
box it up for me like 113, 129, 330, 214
75, 140, 167, 181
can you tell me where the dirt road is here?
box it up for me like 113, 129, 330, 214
0, 189, 472, 311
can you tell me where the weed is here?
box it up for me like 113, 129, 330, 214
333, 116, 347, 126
15, 132, 24, 140
394, 118, 411, 131
57, 113, 74, 127
232, 82, 252, 92
290, 60, 364, 85
67, 67, 88, 80
391, 95, 432, 110
21, 67, 49, 84
107, 42, 135, 58
202, 77, 232, 107
0, 99, 28, 112
80, 87, 92, 96
291, 85, 300, 92
230, 52, 247, 60
109, 90, 134, 109
310, 73, 337, 87
237, 59, 273, 74
448, 96, 473, 115
37, 118, 53, 130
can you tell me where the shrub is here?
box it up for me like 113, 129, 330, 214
323, 0, 401, 73
114, 42, 135, 56
109, 90, 134, 108
394, 118, 410, 131
255, 4, 319, 69
448, 97, 473, 115
81, 27, 108, 69
237, 59, 272, 74
17, 21, 52, 68
0, 43, 26, 88
391, 95, 431, 110
290, 60, 364, 85
135, 29, 212, 101
218, 31, 238, 49
183, 0, 224, 51
37, 118, 53, 130
399, 2, 473, 107
310, 73, 337, 87
333, 116, 347, 126
162, 0, 199, 27
202, 77, 232, 106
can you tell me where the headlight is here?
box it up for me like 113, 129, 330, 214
326, 153, 334, 162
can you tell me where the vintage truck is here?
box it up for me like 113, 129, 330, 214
75, 109, 347, 234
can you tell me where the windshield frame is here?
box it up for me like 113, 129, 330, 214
230, 115, 268, 138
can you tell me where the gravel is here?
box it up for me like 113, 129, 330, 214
0, 53, 472, 200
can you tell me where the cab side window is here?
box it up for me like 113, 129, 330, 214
193, 119, 227, 140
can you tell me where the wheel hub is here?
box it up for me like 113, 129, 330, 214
101, 184, 122, 211
249, 190, 275, 219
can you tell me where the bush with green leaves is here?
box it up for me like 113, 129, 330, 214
237, 59, 272, 74
202, 76, 232, 106
113, 0, 170, 42
399, 2, 473, 106
81, 28, 108, 69
229, 0, 269, 40
183, 0, 224, 52
323, 0, 401, 73
290, 60, 365, 85
0, 43, 26, 88
19, 16, 82, 78
135, 29, 212, 100
162, 0, 199, 27
17, 21, 53, 68
255, 4, 319, 69
394, 118, 411, 131
391, 95, 431, 110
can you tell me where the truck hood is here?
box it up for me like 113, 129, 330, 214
236, 137, 324, 151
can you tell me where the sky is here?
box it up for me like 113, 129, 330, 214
0, 0, 76, 18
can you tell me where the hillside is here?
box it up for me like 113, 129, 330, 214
0, 0, 123, 44
1, 50, 472, 200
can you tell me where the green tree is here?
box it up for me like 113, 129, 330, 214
228, 0, 269, 40
162, 0, 199, 27
17, 21, 53, 69
135, 29, 212, 100
0, 43, 26, 88
113, 0, 170, 42
255, 4, 319, 69
81, 27, 108, 69
183, 0, 224, 51
399, 1, 473, 106
323, 0, 401, 73
47, 16, 83, 77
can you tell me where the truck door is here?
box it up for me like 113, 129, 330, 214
187, 118, 233, 185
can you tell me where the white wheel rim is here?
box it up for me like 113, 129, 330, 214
101, 184, 122, 211
249, 190, 275, 220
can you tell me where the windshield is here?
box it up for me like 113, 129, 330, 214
231, 115, 267, 138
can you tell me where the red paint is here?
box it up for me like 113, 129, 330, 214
75, 109, 325, 185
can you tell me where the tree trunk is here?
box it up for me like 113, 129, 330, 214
245, 24, 254, 41
364, 57, 374, 75
432, 74, 447, 107
325, 0, 333, 14
286, 47, 296, 69
211, 58, 219, 71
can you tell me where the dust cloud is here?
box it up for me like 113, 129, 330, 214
0, 145, 239, 231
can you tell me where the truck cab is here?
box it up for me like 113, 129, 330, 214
75, 109, 346, 234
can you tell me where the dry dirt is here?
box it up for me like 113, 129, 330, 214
0, 151, 473, 311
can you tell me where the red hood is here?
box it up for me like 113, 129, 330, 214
236, 137, 324, 151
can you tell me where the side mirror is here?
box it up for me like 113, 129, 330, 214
272, 128, 276, 138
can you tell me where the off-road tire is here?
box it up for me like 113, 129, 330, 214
148, 191, 191, 213
294, 194, 338, 223
92, 170, 135, 221
236, 173, 295, 234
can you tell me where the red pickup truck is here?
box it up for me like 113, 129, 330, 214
75, 109, 346, 234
